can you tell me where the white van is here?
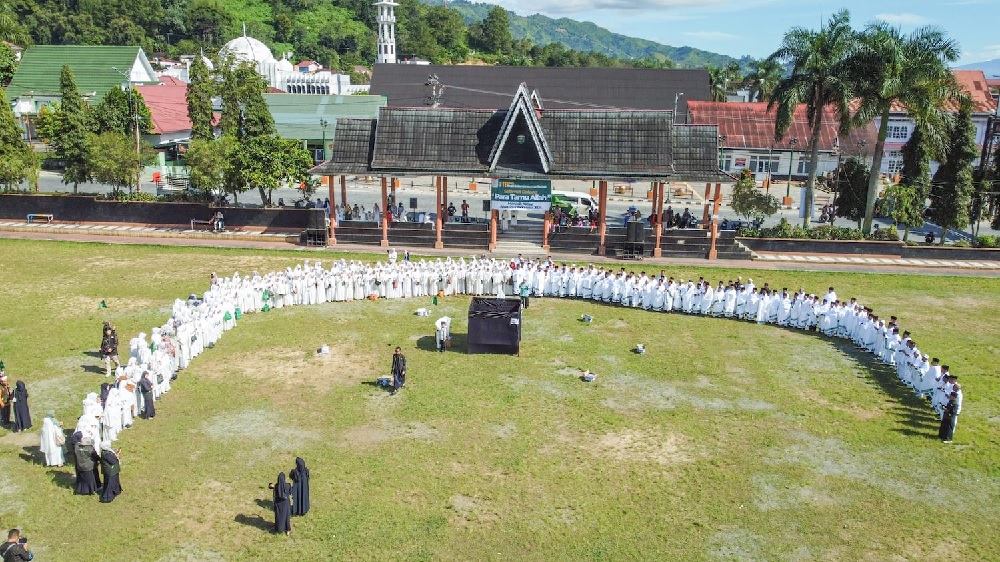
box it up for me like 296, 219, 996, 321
551, 190, 600, 213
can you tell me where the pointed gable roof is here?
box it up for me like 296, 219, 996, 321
488, 83, 553, 173
5, 45, 158, 102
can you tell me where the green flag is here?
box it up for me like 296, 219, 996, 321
432, 296, 438, 306
0, 359, 5, 371
99, 300, 107, 309
224, 311, 232, 321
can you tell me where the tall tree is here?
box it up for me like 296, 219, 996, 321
479, 6, 511, 55
186, 55, 216, 141
729, 168, 779, 223
767, 9, 859, 228
0, 41, 18, 86
931, 102, 977, 244
53, 65, 91, 193
88, 131, 155, 193
218, 61, 274, 141
743, 57, 783, 102
0, 5, 29, 45
0, 86, 36, 188
185, 0, 233, 46
833, 157, 871, 227
853, 22, 961, 234
90, 86, 153, 136
890, 124, 933, 241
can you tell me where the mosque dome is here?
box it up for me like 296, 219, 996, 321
219, 34, 274, 64
276, 58, 294, 72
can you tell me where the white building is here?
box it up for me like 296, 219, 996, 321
878, 70, 997, 176
219, 32, 369, 95
374, 0, 399, 64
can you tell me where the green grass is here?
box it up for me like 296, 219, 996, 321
0, 238, 998, 561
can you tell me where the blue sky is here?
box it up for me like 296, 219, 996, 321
492, 0, 999, 66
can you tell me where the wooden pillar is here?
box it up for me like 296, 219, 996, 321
327, 175, 334, 203
598, 180, 608, 255
707, 184, 723, 260
653, 181, 665, 257
489, 209, 498, 250
380, 176, 389, 247
542, 210, 551, 251
702, 182, 712, 229
442, 176, 449, 218
340, 175, 348, 209
434, 176, 444, 249
650, 181, 659, 218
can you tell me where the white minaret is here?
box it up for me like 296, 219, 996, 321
374, 0, 398, 64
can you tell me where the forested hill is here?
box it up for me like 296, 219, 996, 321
443, 0, 743, 68
1, 0, 740, 74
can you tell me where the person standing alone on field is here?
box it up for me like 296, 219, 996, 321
390, 346, 406, 396
101, 327, 120, 378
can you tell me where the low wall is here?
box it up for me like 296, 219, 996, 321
334, 221, 488, 249
737, 238, 905, 256
0, 194, 309, 232
900, 245, 1000, 261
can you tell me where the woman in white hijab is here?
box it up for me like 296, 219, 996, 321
40, 410, 66, 466
102, 387, 123, 442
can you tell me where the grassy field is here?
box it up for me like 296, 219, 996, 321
0, 238, 998, 561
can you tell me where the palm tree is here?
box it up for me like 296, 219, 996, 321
767, 9, 859, 228
743, 58, 784, 102
853, 22, 961, 234
707, 62, 743, 102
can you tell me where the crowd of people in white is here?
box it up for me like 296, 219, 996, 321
36, 250, 965, 472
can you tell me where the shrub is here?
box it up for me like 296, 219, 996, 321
865, 228, 900, 241
100, 191, 158, 203
953, 240, 971, 248
975, 235, 999, 248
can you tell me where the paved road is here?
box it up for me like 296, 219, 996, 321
23, 170, 999, 240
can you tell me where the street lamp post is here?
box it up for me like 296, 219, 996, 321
112, 66, 141, 193
319, 118, 329, 162
673, 92, 684, 124
786, 138, 798, 199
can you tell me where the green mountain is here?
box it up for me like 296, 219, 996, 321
444, 0, 745, 68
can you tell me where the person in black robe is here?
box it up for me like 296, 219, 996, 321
12, 380, 31, 432
99, 383, 111, 405
270, 472, 292, 535
289, 457, 310, 516
99, 443, 123, 503
390, 347, 406, 396
139, 372, 155, 419
939, 392, 958, 443
74, 437, 100, 495
67, 431, 83, 485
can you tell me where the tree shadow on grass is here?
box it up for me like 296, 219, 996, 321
80, 364, 105, 375
234, 514, 273, 533
48, 468, 76, 490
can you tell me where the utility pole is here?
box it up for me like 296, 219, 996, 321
112, 66, 142, 193
320, 118, 329, 162
673, 92, 684, 124
786, 138, 798, 200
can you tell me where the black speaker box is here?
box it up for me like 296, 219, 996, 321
482, 200, 491, 212
307, 208, 326, 230
409, 197, 418, 209
305, 228, 328, 246
627, 221, 645, 242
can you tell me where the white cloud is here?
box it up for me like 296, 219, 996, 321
683, 31, 739, 41
873, 12, 931, 26
498, 0, 730, 15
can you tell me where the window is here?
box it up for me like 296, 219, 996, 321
719, 153, 732, 172
885, 150, 903, 174
797, 156, 812, 175
886, 124, 910, 141
748, 155, 779, 173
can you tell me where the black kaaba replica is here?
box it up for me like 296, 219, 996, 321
467, 297, 522, 355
